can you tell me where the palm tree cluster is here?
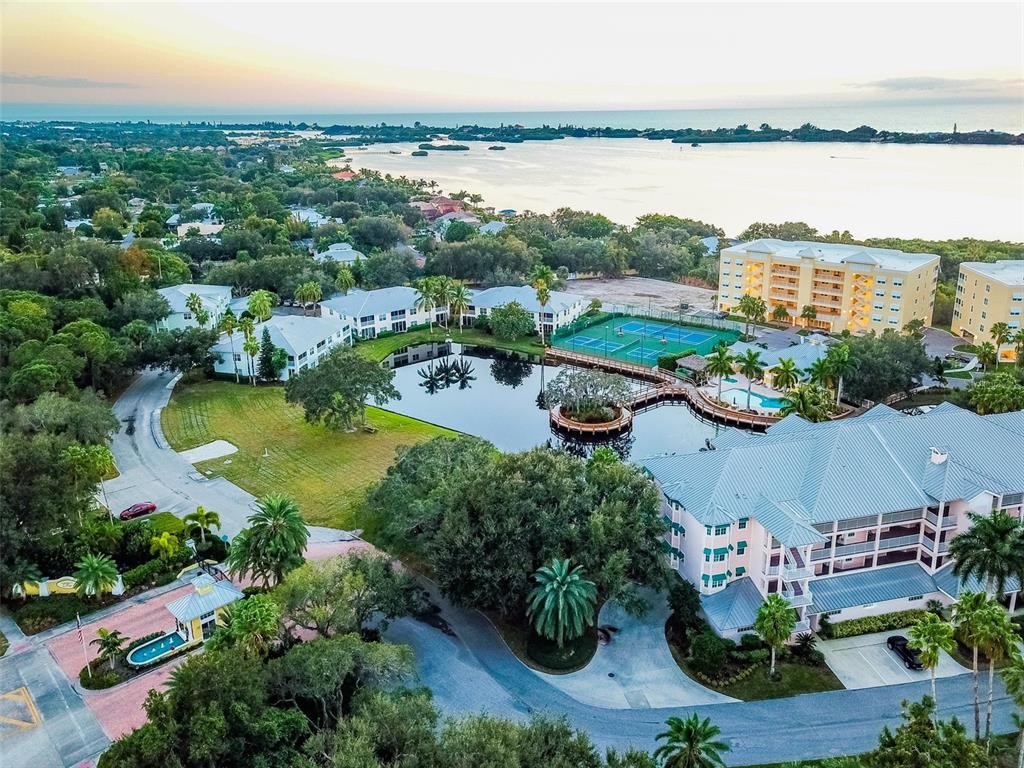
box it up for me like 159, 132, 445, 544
530, 264, 557, 346
736, 294, 767, 338
416, 357, 476, 394
414, 276, 471, 334
294, 280, 323, 316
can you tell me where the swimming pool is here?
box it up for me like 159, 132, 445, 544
126, 631, 187, 666
720, 387, 787, 411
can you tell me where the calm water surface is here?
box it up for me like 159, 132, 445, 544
347, 137, 1024, 241
379, 343, 722, 460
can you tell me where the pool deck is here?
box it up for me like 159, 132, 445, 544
701, 373, 787, 414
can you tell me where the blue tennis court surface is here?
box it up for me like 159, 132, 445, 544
552, 314, 739, 363
617, 320, 715, 345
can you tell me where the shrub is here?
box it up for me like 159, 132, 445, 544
472, 315, 491, 331
828, 609, 929, 639
195, 537, 228, 563
14, 594, 116, 635
730, 648, 770, 664
739, 633, 764, 650
122, 559, 174, 591
80, 662, 120, 690
657, 353, 680, 371
689, 631, 730, 676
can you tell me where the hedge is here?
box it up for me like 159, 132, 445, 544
693, 659, 767, 687
14, 593, 116, 635
122, 559, 175, 591
826, 609, 929, 639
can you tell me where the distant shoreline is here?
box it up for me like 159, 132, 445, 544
2, 119, 1022, 146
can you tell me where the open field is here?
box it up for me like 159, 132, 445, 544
565, 277, 717, 312
161, 381, 453, 537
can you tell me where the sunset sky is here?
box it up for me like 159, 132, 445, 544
2, 1, 1022, 116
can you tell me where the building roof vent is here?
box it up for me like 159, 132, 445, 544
929, 447, 949, 465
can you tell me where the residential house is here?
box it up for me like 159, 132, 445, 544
433, 211, 482, 239
430, 196, 464, 215
177, 221, 225, 237
211, 313, 352, 381
409, 200, 442, 221
332, 170, 357, 181
464, 286, 586, 337
321, 286, 445, 339
478, 221, 508, 236
156, 284, 233, 330
315, 242, 365, 265
643, 402, 1024, 639
290, 207, 328, 228
718, 239, 940, 334
953, 260, 1024, 355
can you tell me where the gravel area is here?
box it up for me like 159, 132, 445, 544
565, 277, 717, 313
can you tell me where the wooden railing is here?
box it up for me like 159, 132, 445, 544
549, 406, 633, 435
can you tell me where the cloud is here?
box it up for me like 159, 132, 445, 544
855, 76, 1023, 94
1, 73, 138, 89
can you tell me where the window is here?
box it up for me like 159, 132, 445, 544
985, 284, 991, 292
893, 278, 903, 287
722, 258, 731, 264
738, 518, 748, 529
704, 525, 712, 535
890, 305, 900, 313
316, 340, 326, 349
875, 290, 886, 297
360, 315, 374, 324
908, 595, 923, 601
713, 552, 726, 562
1013, 294, 1023, 302
714, 525, 729, 536
891, 292, 902, 300
233, 353, 241, 361
736, 567, 746, 576
888, 317, 899, 325
872, 315, 882, 323
704, 552, 711, 562
183, 312, 193, 320
298, 351, 307, 361
873, 303, 884, 310
875, 277, 887, 285
736, 544, 746, 555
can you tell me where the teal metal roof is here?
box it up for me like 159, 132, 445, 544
752, 498, 827, 547
643, 403, 1024, 528
932, 561, 1021, 599
808, 563, 937, 614
702, 577, 764, 632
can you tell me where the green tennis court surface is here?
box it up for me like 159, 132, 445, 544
552, 316, 738, 364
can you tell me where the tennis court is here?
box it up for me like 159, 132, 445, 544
552, 315, 738, 365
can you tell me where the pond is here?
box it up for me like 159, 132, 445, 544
380, 342, 728, 460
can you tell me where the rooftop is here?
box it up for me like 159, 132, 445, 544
725, 239, 939, 273
165, 574, 243, 622
960, 260, 1024, 287
212, 314, 348, 357
469, 285, 585, 314
157, 284, 232, 314
321, 286, 422, 319
643, 402, 1024, 531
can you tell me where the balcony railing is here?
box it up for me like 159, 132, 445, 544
837, 515, 879, 531
793, 618, 811, 633
925, 512, 957, 529
881, 509, 924, 525
921, 538, 951, 553
877, 534, 920, 551
782, 589, 813, 608
782, 564, 815, 582
765, 565, 781, 576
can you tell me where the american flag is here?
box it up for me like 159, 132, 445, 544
76, 613, 83, 644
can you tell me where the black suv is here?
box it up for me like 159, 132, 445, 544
887, 635, 924, 670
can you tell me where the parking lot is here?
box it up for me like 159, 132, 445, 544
819, 629, 968, 690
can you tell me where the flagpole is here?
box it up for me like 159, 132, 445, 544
77, 614, 92, 679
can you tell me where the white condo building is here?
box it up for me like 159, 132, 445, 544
211, 314, 351, 381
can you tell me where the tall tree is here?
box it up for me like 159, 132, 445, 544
526, 559, 597, 648
247, 289, 275, 321
654, 715, 729, 768
771, 357, 800, 391
976, 602, 1017, 741
183, 505, 221, 545
256, 327, 279, 382
334, 266, 356, 295
220, 308, 240, 383
705, 346, 734, 402
529, 264, 556, 346
1000, 650, 1024, 768
778, 382, 831, 422
908, 612, 956, 710
736, 349, 765, 410
414, 276, 439, 335
990, 321, 1012, 359
825, 343, 857, 405
949, 510, 1024, 599
952, 591, 990, 739
754, 593, 796, 678
90, 627, 128, 671
227, 493, 308, 586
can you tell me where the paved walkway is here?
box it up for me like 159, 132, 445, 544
820, 630, 969, 690
533, 589, 734, 708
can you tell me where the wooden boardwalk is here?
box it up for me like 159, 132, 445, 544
546, 347, 781, 429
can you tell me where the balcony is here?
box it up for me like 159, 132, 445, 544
921, 538, 951, 554
881, 509, 923, 526
783, 563, 815, 582
877, 534, 920, 551
837, 514, 878, 532
925, 512, 957, 529
782, 587, 813, 608
793, 618, 811, 633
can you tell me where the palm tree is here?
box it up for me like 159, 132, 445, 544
807, 357, 833, 391
754, 593, 796, 678
247, 289, 275, 322
825, 344, 857, 405
800, 304, 818, 327
771, 304, 790, 324
335, 266, 356, 295
184, 293, 204, 325
1000, 650, 1024, 768
977, 341, 997, 371
907, 612, 955, 709
184, 505, 221, 545
73, 553, 118, 599
705, 346, 734, 402
227, 493, 309, 586
526, 559, 597, 648
654, 714, 730, 768
220, 309, 240, 383
976, 603, 1017, 741
1013, 329, 1024, 368
949, 510, 1024, 599
736, 294, 757, 337
295, 281, 322, 316
436, 277, 457, 330
736, 349, 765, 411
771, 357, 800, 391
778, 383, 831, 423
529, 264, 557, 346
90, 628, 128, 671
447, 282, 472, 329
991, 321, 1012, 360
239, 315, 256, 381
149, 531, 180, 560
243, 334, 260, 387
414, 277, 439, 335
952, 590, 991, 739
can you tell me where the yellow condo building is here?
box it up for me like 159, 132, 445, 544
953, 260, 1024, 356
718, 239, 940, 334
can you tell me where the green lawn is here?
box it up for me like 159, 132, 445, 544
945, 370, 973, 379
355, 327, 545, 362
161, 381, 454, 537
715, 661, 844, 701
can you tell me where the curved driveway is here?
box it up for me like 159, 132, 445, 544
109, 369, 1018, 766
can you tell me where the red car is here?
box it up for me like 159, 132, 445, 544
119, 502, 157, 520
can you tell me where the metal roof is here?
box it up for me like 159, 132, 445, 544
809, 563, 938, 614
469, 285, 585, 315
932, 561, 1021, 599
212, 314, 348, 358
321, 286, 422, 320
165, 574, 243, 622
157, 284, 232, 314
701, 577, 764, 632
644, 404, 1024, 527
725, 239, 940, 273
